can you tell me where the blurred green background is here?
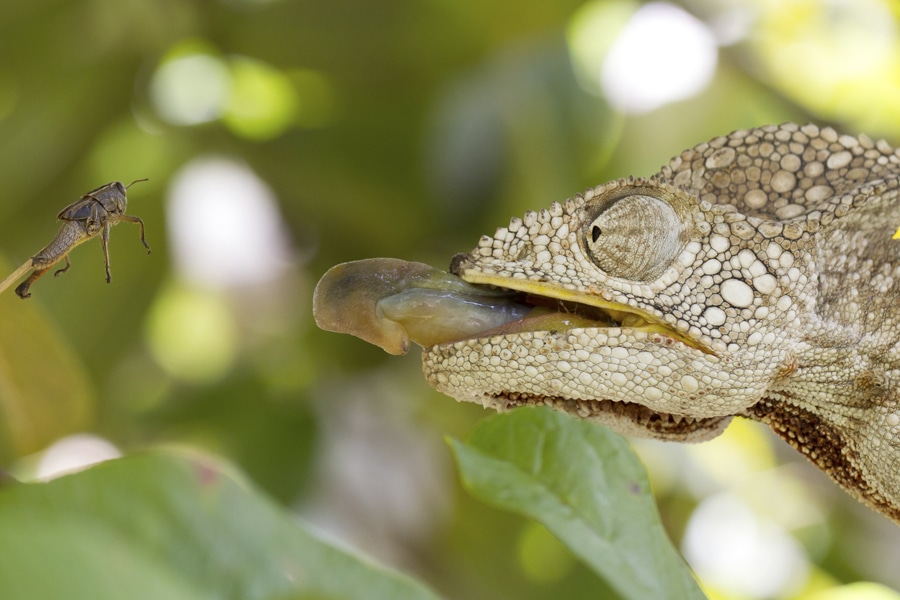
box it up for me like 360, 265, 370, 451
1, 0, 900, 598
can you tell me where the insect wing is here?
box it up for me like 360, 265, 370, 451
57, 197, 97, 221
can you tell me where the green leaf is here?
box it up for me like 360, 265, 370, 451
0, 257, 94, 460
0, 450, 441, 600
450, 406, 705, 600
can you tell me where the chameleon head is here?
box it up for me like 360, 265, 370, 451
315, 124, 900, 523
424, 176, 814, 442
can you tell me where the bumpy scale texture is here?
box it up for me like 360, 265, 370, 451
423, 123, 900, 522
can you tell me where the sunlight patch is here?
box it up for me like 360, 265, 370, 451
166, 157, 294, 289
569, 2, 718, 113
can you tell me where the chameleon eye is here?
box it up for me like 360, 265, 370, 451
583, 194, 686, 281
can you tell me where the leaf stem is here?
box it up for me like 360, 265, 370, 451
0, 259, 34, 296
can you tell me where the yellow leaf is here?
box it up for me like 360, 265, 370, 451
0, 256, 94, 459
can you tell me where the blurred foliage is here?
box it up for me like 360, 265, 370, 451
451, 407, 704, 599
0, 258, 92, 460
0, 450, 439, 600
0, 0, 898, 598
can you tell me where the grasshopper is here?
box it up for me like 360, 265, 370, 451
0, 180, 151, 299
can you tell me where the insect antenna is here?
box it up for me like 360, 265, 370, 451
125, 178, 149, 189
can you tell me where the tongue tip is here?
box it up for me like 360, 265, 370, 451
313, 279, 413, 356
313, 257, 534, 354
377, 325, 411, 355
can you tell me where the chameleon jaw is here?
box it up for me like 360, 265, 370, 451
422, 271, 729, 441
422, 326, 731, 442
422, 328, 731, 443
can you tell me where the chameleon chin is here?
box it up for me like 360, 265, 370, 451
315, 123, 900, 524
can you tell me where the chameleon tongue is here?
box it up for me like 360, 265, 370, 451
313, 258, 532, 355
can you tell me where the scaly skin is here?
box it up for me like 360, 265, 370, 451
423, 123, 900, 522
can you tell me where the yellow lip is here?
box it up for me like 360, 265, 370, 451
457, 271, 712, 354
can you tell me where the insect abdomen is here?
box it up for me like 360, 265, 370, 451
31, 221, 89, 268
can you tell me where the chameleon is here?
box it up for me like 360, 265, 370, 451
314, 123, 900, 523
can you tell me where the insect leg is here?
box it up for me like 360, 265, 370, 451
15, 266, 52, 299
101, 222, 112, 283
119, 215, 151, 253
53, 255, 71, 277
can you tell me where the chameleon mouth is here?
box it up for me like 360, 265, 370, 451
314, 258, 722, 437
452, 272, 709, 354
312, 258, 709, 355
